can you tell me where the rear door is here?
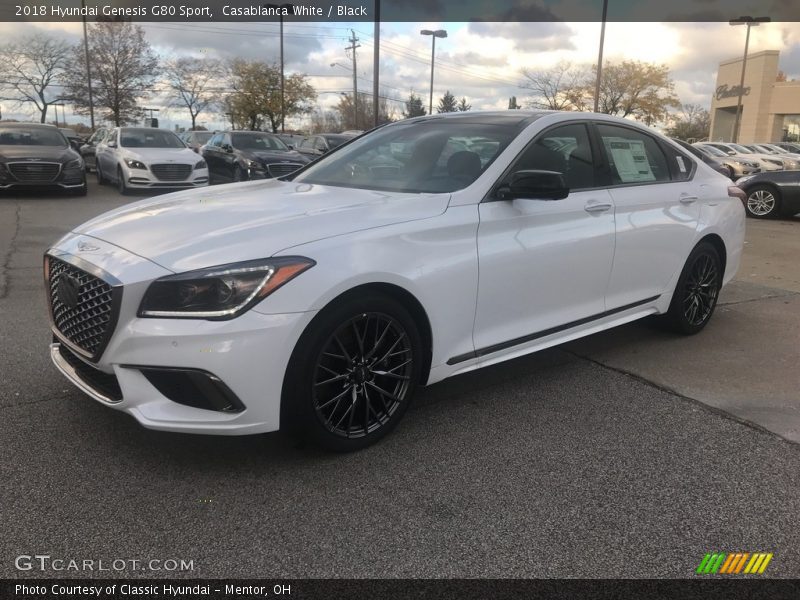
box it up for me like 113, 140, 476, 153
594, 123, 702, 308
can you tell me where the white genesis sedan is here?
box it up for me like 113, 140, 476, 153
95, 127, 209, 194
45, 111, 745, 451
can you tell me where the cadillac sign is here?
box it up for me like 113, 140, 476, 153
716, 84, 751, 101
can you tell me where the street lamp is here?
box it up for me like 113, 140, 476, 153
593, 0, 608, 112
729, 15, 770, 143
265, 3, 293, 133
420, 29, 447, 115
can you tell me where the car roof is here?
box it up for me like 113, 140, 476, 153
1, 122, 58, 129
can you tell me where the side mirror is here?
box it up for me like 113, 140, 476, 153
497, 170, 569, 201
107, 141, 117, 148
222, 144, 233, 153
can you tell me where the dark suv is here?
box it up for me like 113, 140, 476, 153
0, 123, 86, 195
202, 131, 309, 183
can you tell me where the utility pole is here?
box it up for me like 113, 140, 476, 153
593, 0, 608, 113
346, 30, 360, 129
373, 0, 380, 128
81, 0, 95, 129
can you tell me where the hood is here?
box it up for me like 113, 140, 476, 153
244, 149, 309, 164
122, 147, 199, 164
74, 179, 450, 272
0, 145, 77, 162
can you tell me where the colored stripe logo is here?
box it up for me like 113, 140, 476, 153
696, 552, 773, 574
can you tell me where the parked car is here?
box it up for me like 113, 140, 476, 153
671, 138, 731, 178
295, 133, 356, 159
202, 130, 309, 183
753, 143, 800, 165
0, 123, 86, 195
180, 130, 214, 153
774, 142, 800, 153
276, 133, 304, 150
79, 128, 108, 172
697, 142, 784, 171
59, 128, 86, 150
688, 142, 760, 179
743, 144, 800, 169
735, 170, 800, 218
44, 111, 745, 451
95, 127, 209, 195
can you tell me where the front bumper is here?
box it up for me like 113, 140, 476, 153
124, 166, 209, 189
0, 165, 85, 190
46, 236, 315, 435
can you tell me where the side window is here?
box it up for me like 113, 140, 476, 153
207, 134, 220, 147
596, 124, 669, 185
314, 137, 327, 151
660, 141, 695, 181
222, 134, 232, 147
509, 123, 596, 191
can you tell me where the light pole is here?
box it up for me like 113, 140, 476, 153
81, 0, 95, 129
265, 3, 293, 133
420, 29, 447, 115
729, 15, 770, 143
593, 0, 608, 112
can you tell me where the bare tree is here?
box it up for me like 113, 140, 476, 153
0, 33, 71, 123
665, 104, 711, 141
165, 57, 223, 130
520, 61, 589, 111
62, 21, 158, 126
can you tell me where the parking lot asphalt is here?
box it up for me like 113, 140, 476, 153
1, 182, 799, 578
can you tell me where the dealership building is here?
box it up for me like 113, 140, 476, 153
709, 50, 800, 143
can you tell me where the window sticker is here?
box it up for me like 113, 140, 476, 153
676, 156, 687, 173
603, 137, 656, 183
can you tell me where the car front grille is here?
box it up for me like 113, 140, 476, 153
267, 163, 303, 178
57, 342, 123, 402
8, 161, 61, 182
47, 256, 119, 360
151, 163, 192, 181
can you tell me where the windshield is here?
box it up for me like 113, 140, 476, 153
697, 144, 726, 157
0, 127, 67, 147
323, 135, 351, 149
192, 132, 213, 143
232, 133, 289, 151
729, 143, 754, 154
120, 129, 185, 149
292, 119, 528, 193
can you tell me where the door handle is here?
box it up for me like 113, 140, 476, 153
679, 194, 698, 204
584, 201, 613, 213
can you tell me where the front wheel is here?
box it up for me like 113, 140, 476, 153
117, 167, 129, 196
661, 242, 722, 335
745, 185, 781, 218
282, 293, 423, 452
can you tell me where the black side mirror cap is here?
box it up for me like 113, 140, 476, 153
498, 169, 569, 200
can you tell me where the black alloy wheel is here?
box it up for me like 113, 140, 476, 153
117, 167, 129, 195
283, 293, 422, 451
233, 165, 244, 182
662, 242, 722, 335
96, 163, 106, 185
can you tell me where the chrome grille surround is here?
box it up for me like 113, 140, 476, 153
150, 163, 192, 181
45, 253, 122, 361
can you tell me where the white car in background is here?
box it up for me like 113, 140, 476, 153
696, 142, 785, 171
46, 111, 745, 452
95, 127, 209, 194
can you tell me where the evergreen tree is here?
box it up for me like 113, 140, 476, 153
403, 92, 426, 118
457, 97, 471, 112
437, 90, 458, 113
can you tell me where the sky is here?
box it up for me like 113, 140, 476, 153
0, 19, 799, 131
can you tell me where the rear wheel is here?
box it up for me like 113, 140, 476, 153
661, 242, 722, 335
282, 293, 423, 452
745, 185, 781, 218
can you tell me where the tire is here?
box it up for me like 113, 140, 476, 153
282, 292, 423, 452
117, 167, 129, 196
661, 242, 722, 335
232, 165, 245, 182
745, 185, 781, 218
96, 163, 106, 185
725, 165, 735, 180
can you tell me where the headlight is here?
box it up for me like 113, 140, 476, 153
65, 158, 83, 170
138, 257, 315, 319
194, 159, 207, 170
124, 158, 148, 170
246, 159, 264, 170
